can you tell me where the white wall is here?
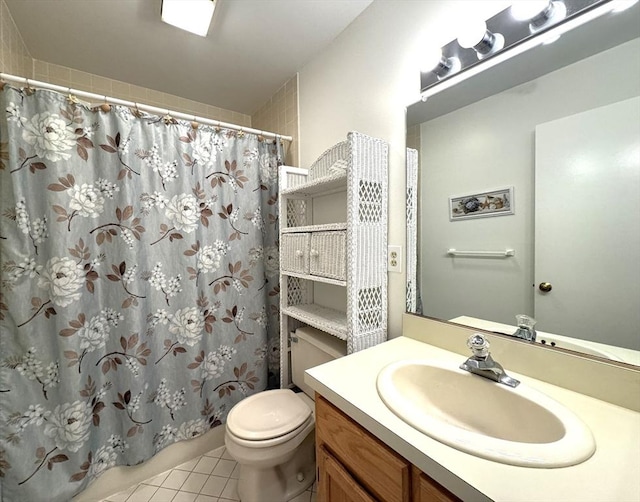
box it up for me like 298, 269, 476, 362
419, 38, 640, 326
298, 0, 511, 337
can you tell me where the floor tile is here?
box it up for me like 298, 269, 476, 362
219, 478, 239, 501
195, 496, 218, 502
204, 446, 225, 458
181, 472, 209, 493
229, 463, 241, 479
199, 475, 228, 497
175, 457, 201, 471
104, 484, 137, 502
161, 469, 190, 490
172, 492, 198, 502
146, 470, 172, 487
193, 455, 219, 474
289, 491, 311, 502
149, 487, 178, 502
220, 448, 235, 461
127, 483, 158, 502
211, 459, 236, 478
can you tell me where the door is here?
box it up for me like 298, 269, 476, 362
534, 97, 640, 349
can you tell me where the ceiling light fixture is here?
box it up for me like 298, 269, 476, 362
161, 0, 216, 37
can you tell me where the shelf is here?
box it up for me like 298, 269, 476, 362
281, 222, 347, 234
281, 171, 347, 197
281, 304, 347, 340
282, 271, 347, 287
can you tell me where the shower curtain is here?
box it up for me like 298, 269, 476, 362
0, 86, 282, 502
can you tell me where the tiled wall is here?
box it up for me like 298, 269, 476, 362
251, 74, 299, 166
0, 0, 32, 77
32, 59, 252, 127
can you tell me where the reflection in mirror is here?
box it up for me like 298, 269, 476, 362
406, 2, 640, 366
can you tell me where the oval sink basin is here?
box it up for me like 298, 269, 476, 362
377, 360, 595, 467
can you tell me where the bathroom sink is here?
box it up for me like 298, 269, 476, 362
376, 360, 596, 467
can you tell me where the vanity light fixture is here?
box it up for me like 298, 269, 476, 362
457, 20, 505, 58
161, 0, 216, 37
609, 0, 639, 11
422, 48, 461, 79
511, 0, 567, 32
420, 0, 622, 101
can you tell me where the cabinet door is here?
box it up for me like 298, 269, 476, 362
281, 233, 310, 274
316, 396, 411, 502
412, 466, 460, 502
318, 446, 377, 502
309, 231, 346, 280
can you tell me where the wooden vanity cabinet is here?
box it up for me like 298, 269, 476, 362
315, 395, 460, 502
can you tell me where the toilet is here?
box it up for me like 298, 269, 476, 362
225, 326, 347, 502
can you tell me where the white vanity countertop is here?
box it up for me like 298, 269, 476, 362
305, 336, 640, 502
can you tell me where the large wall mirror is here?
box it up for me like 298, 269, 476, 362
406, 1, 640, 366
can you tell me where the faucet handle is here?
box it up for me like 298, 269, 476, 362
467, 333, 490, 358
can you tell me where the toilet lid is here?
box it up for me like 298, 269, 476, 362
227, 389, 312, 441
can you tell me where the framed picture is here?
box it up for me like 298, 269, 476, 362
449, 186, 514, 221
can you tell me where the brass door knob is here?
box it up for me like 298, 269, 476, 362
539, 282, 553, 292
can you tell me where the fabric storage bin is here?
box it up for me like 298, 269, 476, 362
309, 141, 349, 180
309, 231, 346, 281
281, 233, 310, 274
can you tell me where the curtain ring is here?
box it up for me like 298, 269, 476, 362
99, 95, 111, 113
191, 115, 199, 130
238, 126, 245, 138
66, 87, 79, 105
215, 121, 221, 133
163, 109, 174, 125
132, 102, 142, 118
24, 78, 35, 95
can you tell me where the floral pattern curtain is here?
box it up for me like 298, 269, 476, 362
0, 86, 282, 502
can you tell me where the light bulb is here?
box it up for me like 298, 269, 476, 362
457, 20, 489, 49
510, 0, 552, 21
609, 0, 639, 12
511, 0, 566, 32
422, 47, 445, 73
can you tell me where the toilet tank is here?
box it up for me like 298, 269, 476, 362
291, 326, 347, 398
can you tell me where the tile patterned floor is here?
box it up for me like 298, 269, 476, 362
101, 446, 317, 502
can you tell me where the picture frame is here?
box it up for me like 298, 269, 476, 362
449, 186, 514, 221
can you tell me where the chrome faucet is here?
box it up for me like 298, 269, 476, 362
460, 333, 520, 388
513, 314, 537, 342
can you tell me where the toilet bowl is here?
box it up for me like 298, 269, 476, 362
224, 326, 347, 502
225, 389, 316, 502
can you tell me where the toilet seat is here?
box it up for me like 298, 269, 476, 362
227, 389, 313, 446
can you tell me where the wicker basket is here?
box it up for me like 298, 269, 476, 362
281, 233, 310, 274
309, 231, 346, 281
309, 141, 349, 180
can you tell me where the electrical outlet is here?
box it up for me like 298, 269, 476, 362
388, 245, 402, 273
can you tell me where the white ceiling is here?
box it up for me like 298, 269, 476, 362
6, 0, 373, 115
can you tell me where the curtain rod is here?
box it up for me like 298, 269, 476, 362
0, 72, 293, 142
